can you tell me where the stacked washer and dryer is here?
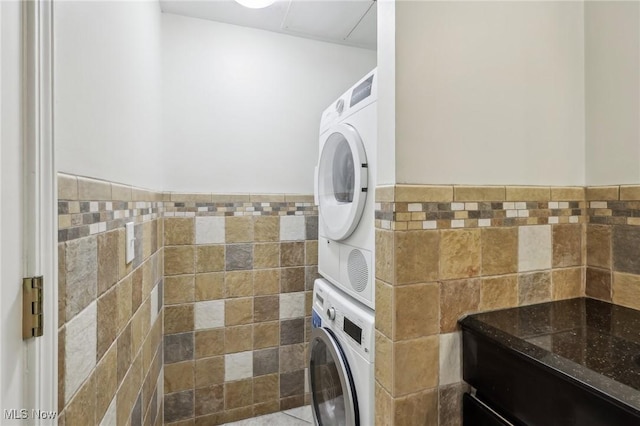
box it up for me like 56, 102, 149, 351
308, 69, 377, 426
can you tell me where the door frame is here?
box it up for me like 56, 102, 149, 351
23, 0, 57, 419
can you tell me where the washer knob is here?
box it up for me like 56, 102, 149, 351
327, 307, 336, 321
336, 99, 344, 114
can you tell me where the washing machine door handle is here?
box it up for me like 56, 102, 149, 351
308, 327, 359, 426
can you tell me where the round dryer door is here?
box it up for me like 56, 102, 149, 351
317, 123, 368, 241
309, 328, 359, 426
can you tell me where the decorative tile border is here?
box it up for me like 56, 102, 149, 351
164, 201, 317, 217
58, 173, 317, 242
375, 200, 585, 230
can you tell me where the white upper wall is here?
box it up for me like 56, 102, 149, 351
585, 1, 640, 186
376, 0, 396, 186
161, 13, 376, 194
54, 0, 164, 190
391, 1, 585, 186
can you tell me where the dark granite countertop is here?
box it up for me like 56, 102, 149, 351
459, 298, 640, 414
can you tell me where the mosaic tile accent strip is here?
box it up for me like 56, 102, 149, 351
375, 200, 585, 231
57, 200, 163, 242
588, 200, 640, 225
164, 201, 317, 217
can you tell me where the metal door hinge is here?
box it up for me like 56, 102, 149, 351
23, 276, 43, 339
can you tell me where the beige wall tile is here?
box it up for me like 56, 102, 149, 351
116, 276, 133, 333
481, 227, 518, 275
454, 186, 505, 201
78, 176, 111, 200
305, 241, 318, 266
551, 186, 585, 201
284, 194, 314, 203
518, 272, 552, 305
586, 186, 619, 201
552, 268, 583, 300
164, 304, 194, 334
439, 332, 461, 386
394, 283, 439, 340
224, 379, 253, 410
170, 193, 212, 202
396, 185, 453, 202
375, 230, 394, 284
165, 275, 195, 305
440, 279, 481, 332
97, 287, 118, 360
253, 321, 279, 349
587, 225, 611, 269
254, 216, 280, 242
164, 246, 195, 276
111, 183, 132, 201
586, 267, 612, 301
620, 185, 640, 200
131, 187, 159, 202
505, 186, 550, 201
165, 218, 195, 245
254, 243, 280, 269
480, 275, 518, 310
226, 216, 254, 243
225, 271, 254, 298
375, 382, 394, 426
95, 343, 117, 421
225, 298, 253, 326
375, 331, 393, 393
195, 328, 225, 359
225, 325, 253, 353
253, 269, 280, 296
195, 356, 224, 388
98, 230, 119, 295
143, 221, 153, 260
394, 388, 438, 426
375, 280, 393, 338
165, 361, 194, 394
281, 242, 305, 267
393, 335, 438, 396
58, 173, 78, 200
196, 245, 225, 273
250, 194, 285, 203
612, 272, 640, 310
195, 272, 224, 301
552, 224, 583, 268
375, 186, 395, 202
65, 374, 96, 425
253, 374, 279, 404
211, 194, 251, 203
440, 229, 481, 280
395, 231, 440, 284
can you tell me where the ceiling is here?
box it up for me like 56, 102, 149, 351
159, 0, 377, 50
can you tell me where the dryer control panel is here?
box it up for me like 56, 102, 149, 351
312, 278, 374, 363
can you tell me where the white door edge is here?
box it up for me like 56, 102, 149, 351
23, 0, 57, 422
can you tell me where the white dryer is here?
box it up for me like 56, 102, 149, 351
314, 68, 377, 309
309, 278, 375, 426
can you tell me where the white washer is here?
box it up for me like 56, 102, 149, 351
308, 278, 375, 426
314, 68, 377, 309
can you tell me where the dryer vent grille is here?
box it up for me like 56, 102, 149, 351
347, 249, 368, 293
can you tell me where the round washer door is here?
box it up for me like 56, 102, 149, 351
317, 123, 368, 241
308, 327, 359, 426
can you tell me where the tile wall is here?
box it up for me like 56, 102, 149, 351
373, 185, 586, 426
57, 173, 318, 426
585, 186, 640, 310
57, 174, 165, 426
161, 197, 318, 425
